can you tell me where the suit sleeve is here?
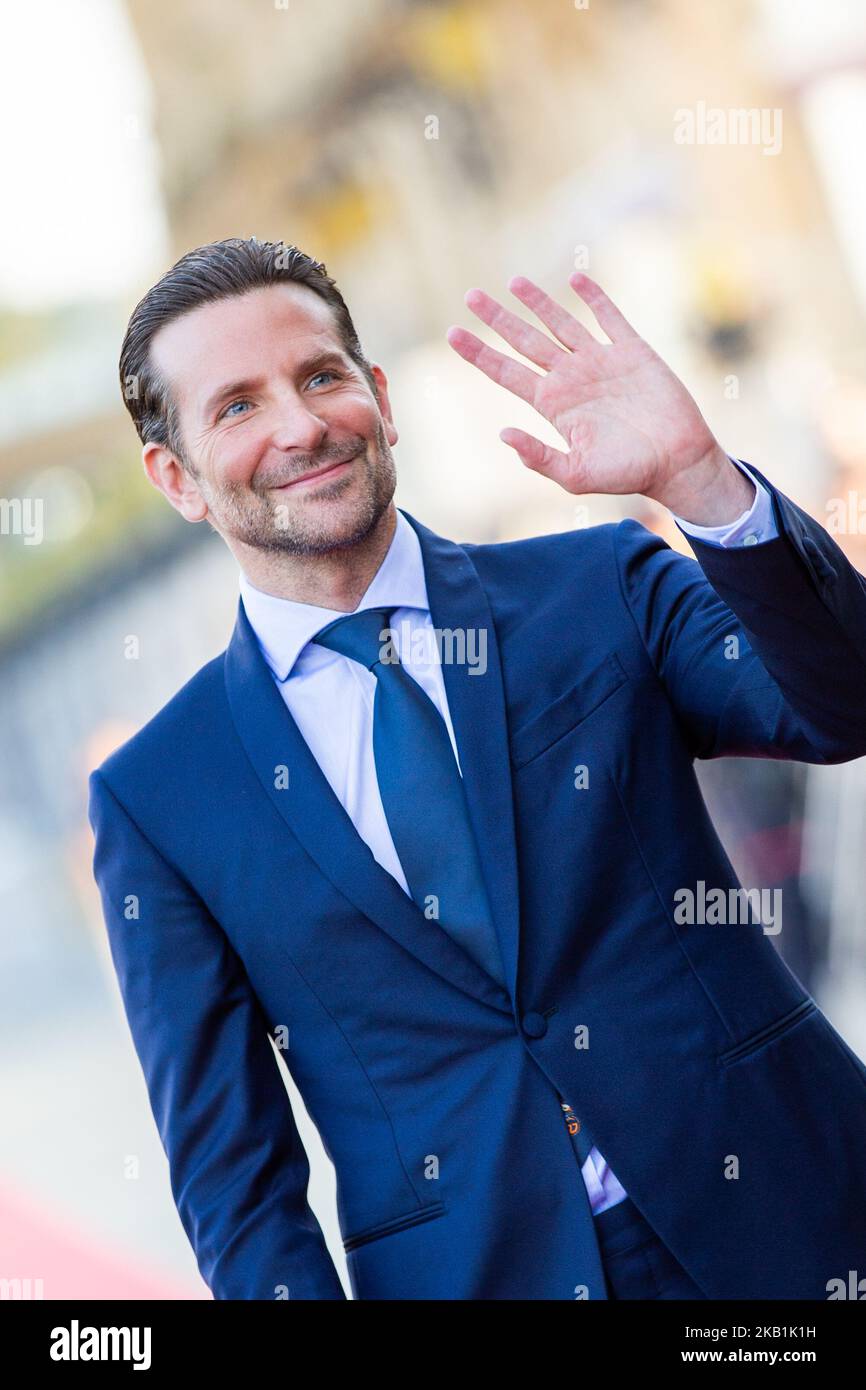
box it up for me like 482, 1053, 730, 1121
88, 769, 347, 1301
612, 462, 866, 764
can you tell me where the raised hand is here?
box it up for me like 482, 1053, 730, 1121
446, 272, 751, 523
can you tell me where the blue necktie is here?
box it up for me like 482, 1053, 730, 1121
313, 606, 507, 987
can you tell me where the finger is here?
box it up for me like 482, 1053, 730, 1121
507, 276, 600, 352
499, 427, 572, 488
463, 287, 564, 371
446, 325, 542, 407
568, 271, 639, 342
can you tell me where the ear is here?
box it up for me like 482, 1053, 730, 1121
142, 441, 208, 522
369, 364, 398, 448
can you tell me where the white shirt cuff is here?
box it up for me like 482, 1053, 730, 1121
672, 458, 778, 547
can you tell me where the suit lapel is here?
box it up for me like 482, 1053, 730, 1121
400, 509, 523, 999
224, 520, 516, 1015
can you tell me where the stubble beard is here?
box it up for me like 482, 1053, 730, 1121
197, 422, 397, 558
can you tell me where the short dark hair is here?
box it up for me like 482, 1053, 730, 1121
118, 236, 377, 467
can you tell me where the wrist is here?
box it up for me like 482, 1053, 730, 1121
651, 445, 754, 525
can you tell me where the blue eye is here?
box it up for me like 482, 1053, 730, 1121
218, 370, 340, 420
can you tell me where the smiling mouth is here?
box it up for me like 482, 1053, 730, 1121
272, 452, 360, 491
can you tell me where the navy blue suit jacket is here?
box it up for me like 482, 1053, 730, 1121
89, 463, 866, 1299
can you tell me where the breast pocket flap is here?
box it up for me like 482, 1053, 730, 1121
509, 651, 628, 769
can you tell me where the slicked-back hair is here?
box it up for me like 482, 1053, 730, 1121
118, 236, 376, 468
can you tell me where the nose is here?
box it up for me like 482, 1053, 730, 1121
268, 390, 328, 455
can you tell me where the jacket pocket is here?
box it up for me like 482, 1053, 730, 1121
509, 651, 628, 770
716, 998, 818, 1068
342, 1200, 447, 1252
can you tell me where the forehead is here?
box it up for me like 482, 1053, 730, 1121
149, 282, 344, 414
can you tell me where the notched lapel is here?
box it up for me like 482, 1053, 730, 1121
224, 589, 513, 1016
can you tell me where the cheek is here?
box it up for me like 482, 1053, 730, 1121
211, 428, 267, 484
338, 393, 381, 437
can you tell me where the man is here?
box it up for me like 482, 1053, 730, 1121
90, 236, 866, 1300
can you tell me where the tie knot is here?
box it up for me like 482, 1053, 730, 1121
312, 606, 398, 671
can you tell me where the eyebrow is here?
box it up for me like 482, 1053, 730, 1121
200, 349, 352, 420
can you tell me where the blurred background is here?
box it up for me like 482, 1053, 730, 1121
3, 0, 866, 1300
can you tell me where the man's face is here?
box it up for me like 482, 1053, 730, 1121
145, 282, 398, 556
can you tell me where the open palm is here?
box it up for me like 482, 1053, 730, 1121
446, 272, 719, 501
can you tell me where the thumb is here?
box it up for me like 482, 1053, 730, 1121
499, 427, 570, 486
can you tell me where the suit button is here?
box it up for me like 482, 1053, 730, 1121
802, 536, 837, 585
521, 1011, 548, 1038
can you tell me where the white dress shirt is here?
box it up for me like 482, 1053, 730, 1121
239, 457, 776, 1216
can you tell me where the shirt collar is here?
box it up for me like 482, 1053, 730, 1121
237, 508, 430, 681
